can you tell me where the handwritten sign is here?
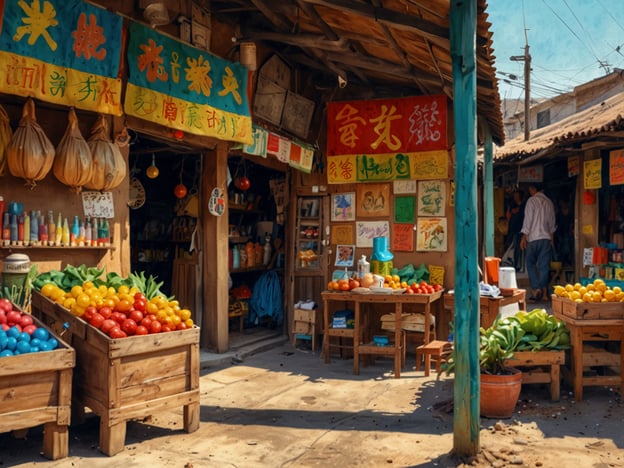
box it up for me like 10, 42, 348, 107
518, 165, 543, 183
609, 149, 624, 185
391, 223, 414, 252
82, 192, 114, 219
394, 197, 415, 223
416, 217, 447, 252
429, 265, 445, 286
393, 179, 417, 194
355, 221, 390, 248
417, 180, 446, 216
331, 224, 354, 245
584, 158, 602, 189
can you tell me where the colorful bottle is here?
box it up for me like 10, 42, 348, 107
78, 218, 86, 246
62, 218, 70, 246
70, 215, 80, 246
55, 212, 63, 246
17, 215, 24, 244
91, 217, 98, 246
23, 212, 30, 246
39, 214, 48, 245
2, 212, 10, 245
9, 214, 18, 244
85, 217, 92, 246
30, 210, 38, 245
263, 235, 272, 266
47, 211, 55, 247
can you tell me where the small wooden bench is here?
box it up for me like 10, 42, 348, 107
415, 340, 453, 377
505, 350, 565, 401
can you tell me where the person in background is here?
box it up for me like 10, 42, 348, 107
555, 196, 574, 267
520, 183, 557, 302
506, 189, 526, 271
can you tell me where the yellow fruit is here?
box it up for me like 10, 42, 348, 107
553, 285, 565, 297
582, 293, 593, 302
392, 275, 400, 283
578, 286, 587, 296
565, 284, 574, 292
70, 285, 83, 297
612, 286, 622, 295
595, 282, 607, 293
592, 291, 603, 303
604, 290, 616, 301
586, 284, 595, 292
40, 283, 56, 298
574, 283, 583, 290
570, 291, 581, 301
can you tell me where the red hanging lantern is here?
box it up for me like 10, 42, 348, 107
174, 183, 188, 199
582, 190, 595, 205
237, 176, 251, 191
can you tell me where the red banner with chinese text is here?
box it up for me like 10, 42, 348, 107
327, 95, 447, 156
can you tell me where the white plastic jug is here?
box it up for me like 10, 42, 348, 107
498, 267, 518, 289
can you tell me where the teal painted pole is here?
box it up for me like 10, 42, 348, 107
484, 129, 494, 257
450, 0, 481, 457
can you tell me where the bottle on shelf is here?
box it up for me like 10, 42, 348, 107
357, 254, 370, 278
23, 212, 30, 246
9, 214, 18, 244
47, 211, 55, 246
39, 214, 48, 245
85, 217, 92, 246
62, 218, 70, 246
232, 245, 240, 269
30, 210, 38, 245
55, 212, 63, 246
17, 215, 24, 245
91, 217, 98, 246
2, 212, 10, 245
263, 234, 272, 266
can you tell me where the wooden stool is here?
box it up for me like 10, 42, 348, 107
415, 340, 453, 376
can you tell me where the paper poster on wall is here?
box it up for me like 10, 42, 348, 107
356, 183, 390, 218
331, 193, 355, 221
391, 224, 414, 252
356, 221, 390, 248
394, 197, 415, 223
518, 165, 543, 183
417, 180, 446, 216
568, 155, 580, 177
416, 217, 447, 252
429, 265, 445, 286
609, 149, 624, 185
335, 244, 355, 267
393, 179, 417, 194
584, 158, 602, 189
82, 192, 114, 219
331, 224, 354, 245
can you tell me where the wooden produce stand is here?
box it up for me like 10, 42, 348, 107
552, 295, 624, 401
442, 289, 526, 338
32, 291, 200, 456
0, 314, 75, 460
505, 351, 565, 401
322, 290, 443, 379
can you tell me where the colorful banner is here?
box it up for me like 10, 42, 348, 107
0, 0, 123, 114
327, 95, 447, 156
125, 22, 252, 144
289, 141, 315, 174
243, 125, 268, 157
584, 158, 602, 190
326, 150, 448, 183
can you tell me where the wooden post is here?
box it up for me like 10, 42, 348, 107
201, 141, 230, 352
483, 127, 494, 257
450, 0, 481, 457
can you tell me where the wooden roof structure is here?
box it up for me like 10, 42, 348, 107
495, 92, 624, 164
211, 0, 505, 145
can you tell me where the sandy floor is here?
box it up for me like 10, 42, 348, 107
1, 342, 624, 467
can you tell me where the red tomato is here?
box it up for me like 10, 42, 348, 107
115, 299, 132, 312
121, 318, 137, 336
161, 324, 173, 333
19, 314, 34, 328
1, 323, 9, 331
111, 312, 126, 324
176, 322, 188, 330
146, 314, 157, 322
149, 320, 162, 334
83, 306, 96, 322
23, 324, 37, 335
129, 310, 144, 323
134, 292, 147, 302
99, 306, 112, 319
0, 298, 12, 312
0, 310, 6, 324
135, 325, 149, 336
101, 319, 117, 334
133, 299, 146, 313
434, 284, 443, 292
108, 326, 126, 339
140, 317, 152, 329
89, 312, 105, 329
7, 310, 22, 325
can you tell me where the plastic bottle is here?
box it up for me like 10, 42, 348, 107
91, 217, 98, 246
263, 234, 272, 266
357, 254, 370, 278
70, 215, 79, 246
245, 241, 255, 267
85, 218, 92, 246
39, 214, 48, 245
17, 215, 24, 244
101, 219, 110, 245
232, 246, 240, 269
2, 212, 10, 244
9, 214, 17, 244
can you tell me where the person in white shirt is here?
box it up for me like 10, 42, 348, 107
520, 183, 557, 302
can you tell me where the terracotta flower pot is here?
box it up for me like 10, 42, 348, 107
480, 367, 522, 419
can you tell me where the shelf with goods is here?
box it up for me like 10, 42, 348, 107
295, 197, 324, 271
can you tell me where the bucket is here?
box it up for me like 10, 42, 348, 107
498, 267, 518, 289
1, 253, 30, 305
484, 257, 500, 285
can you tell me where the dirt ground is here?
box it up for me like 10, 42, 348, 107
1, 342, 624, 467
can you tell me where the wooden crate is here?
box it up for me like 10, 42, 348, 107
551, 295, 624, 320
505, 350, 565, 401
32, 290, 200, 456
0, 314, 74, 460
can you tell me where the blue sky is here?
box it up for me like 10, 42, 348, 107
487, 0, 624, 102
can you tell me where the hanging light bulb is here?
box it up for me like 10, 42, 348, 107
146, 153, 159, 179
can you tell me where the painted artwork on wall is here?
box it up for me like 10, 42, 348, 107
391, 223, 414, 252
417, 180, 446, 216
335, 244, 355, 267
356, 221, 390, 247
394, 196, 415, 223
416, 217, 447, 252
356, 183, 390, 218
331, 224, 354, 245
331, 192, 356, 221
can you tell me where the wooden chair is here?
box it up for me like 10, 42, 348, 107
415, 340, 453, 377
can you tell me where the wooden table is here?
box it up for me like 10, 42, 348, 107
553, 310, 624, 401
321, 290, 443, 378
441, 289, 526, 338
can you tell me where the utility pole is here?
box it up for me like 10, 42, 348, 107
511, 44, 531, 141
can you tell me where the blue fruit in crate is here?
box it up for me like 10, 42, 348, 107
0, 333, 7, 350
18, 332, 31, 342
6, 336, 17, 350
30, 338, 41, 348
16, 340, 31, 354
33, 327, 50, 341
47, 338, 59, 350
0, 349, 13, 357
39, 341, 51, 352
7, 326, 20, 339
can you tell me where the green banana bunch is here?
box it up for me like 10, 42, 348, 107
513, 308, 570, 351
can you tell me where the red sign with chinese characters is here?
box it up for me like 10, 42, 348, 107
326, 95, 448, 156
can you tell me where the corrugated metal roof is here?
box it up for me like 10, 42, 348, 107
495, 93, 624, 163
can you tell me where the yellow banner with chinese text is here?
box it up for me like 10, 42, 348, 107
327, 150, 448, 183
0, 51, 123, 115
124, 83, 253, 145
